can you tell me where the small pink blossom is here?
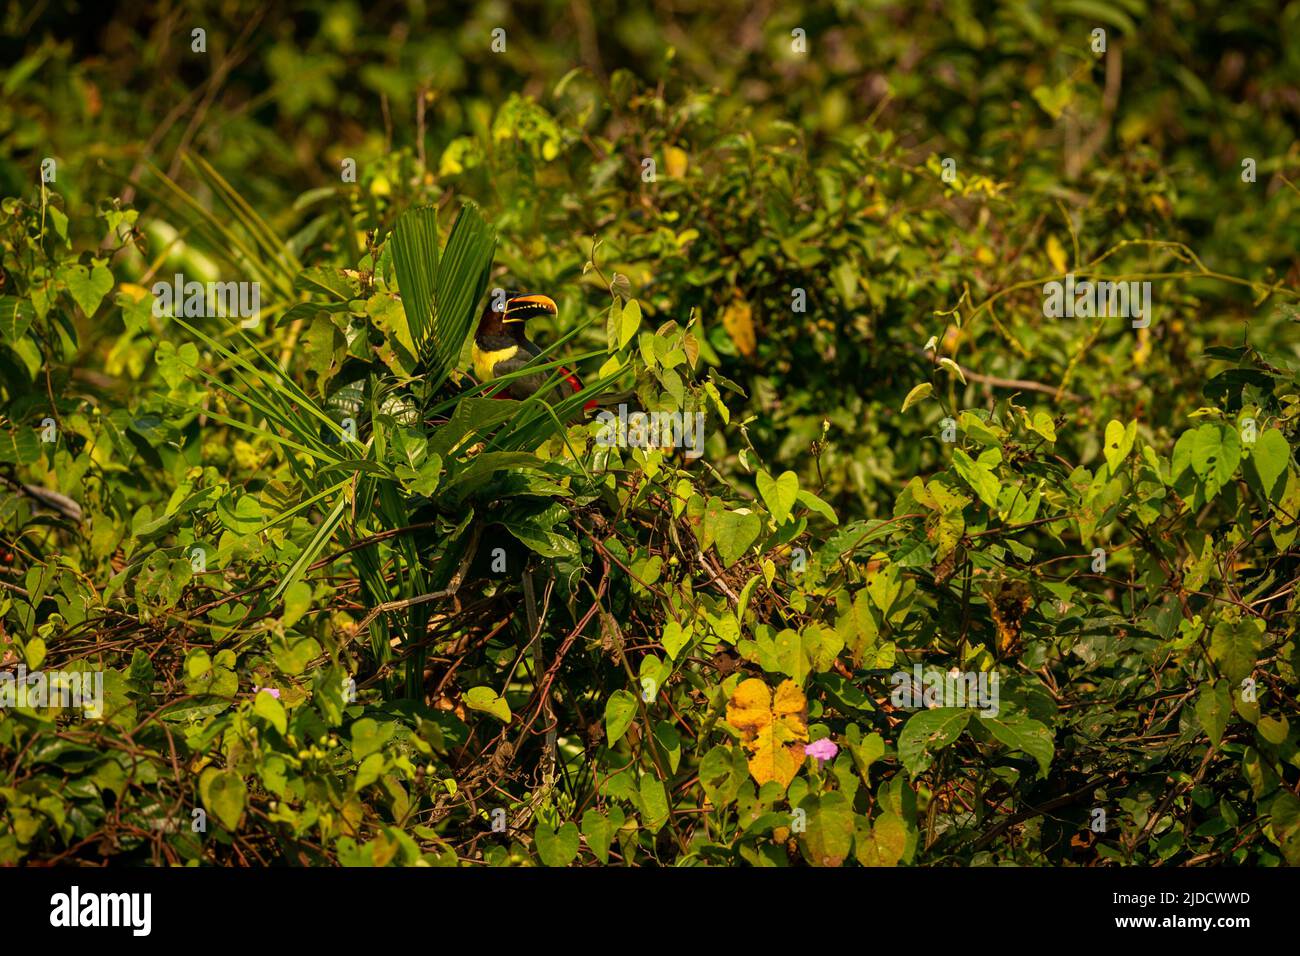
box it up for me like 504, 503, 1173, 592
256, 686, 281, 699
805, 738, 838, 762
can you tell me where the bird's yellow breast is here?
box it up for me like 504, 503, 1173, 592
472, 342, 518, 382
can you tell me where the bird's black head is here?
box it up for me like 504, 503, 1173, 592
477, 290, 558, 340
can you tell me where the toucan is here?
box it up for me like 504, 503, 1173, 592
472, 292, 596, 410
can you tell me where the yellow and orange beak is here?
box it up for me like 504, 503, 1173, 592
503, 293, 558, 323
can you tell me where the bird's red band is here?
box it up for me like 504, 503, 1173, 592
560, 366, 599, 411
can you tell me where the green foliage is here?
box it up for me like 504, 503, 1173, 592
2, 1, 1299, 868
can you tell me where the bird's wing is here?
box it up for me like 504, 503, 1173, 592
518, 338, 589, 399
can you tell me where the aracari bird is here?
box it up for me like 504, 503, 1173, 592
472, 292, 596, 410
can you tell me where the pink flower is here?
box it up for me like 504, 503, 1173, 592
256, 687, 281, 699
805, 738, 838, 762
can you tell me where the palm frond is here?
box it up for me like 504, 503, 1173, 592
392, 202, 496, 388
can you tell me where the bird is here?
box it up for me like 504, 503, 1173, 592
472, 291, 596, 410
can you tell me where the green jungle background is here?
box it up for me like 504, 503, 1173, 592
2, 0, 1299, 866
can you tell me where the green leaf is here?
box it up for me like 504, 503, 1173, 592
580, 809, 621, 864
714, 510, 762, 567
952, 448, 1001, 510
1031, 81, 1073, 120
799, 791, 855, 867
1209, 618, 1263, 685
796, 489, 838, 524
253, 690, 287, 734
349, 718, 396, 760
199, 768, 247, 831
638, 774, 670, 832
854, 812, 906, 866
60, 260, 114, 317
1190, 423, 1241, 491
901, 382, 932, 412
1103, 419, 1136, 472
1258, 715, 1289, 746
390, 205, 439, 345
268, 492, 349, 607
1056, 0, 1137, 34
604, 690, 638, 746
354, 752, 385, 790
958, 412, 1002, 446
465, 685, 512, 722
273, 636, 321, 676
620, 298, 642, 350
433, 203, 495, 375
1268, 791, 1300, 865
866, 562, 903, 616
1028, 410, 1057, 442
0, 296, 35, 343
756, 470, 799, 524
801, 622, 844, 673
0, 426, 41, 465
1195, 680, 1232, 747
216, 494, 263, 535
185, 649, 212, 680
24, 636, 46, 670
293, 265, 358, 301
897, 708, 969, 776
535, 821, 580, 866
367, 291, 415, 357
281, 580, 313, 629
502, 521, 579, 560
937, 357, 966, 385
661, 620, 691, 660
699, 745, 747, 808
981, 714, 1054, 778
391, 202, 496, 388
848, 731, 885, 782
1249, 428, 1290, 501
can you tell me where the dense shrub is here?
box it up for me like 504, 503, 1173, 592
1, 1, 1298, 866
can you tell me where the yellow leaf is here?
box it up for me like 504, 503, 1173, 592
1046, 234, 1068, 275
1133, 323, 1151, 368
900, 382, 932, 412
938, 357, 966, 384
726, 678, 808, 789
665, 146, 689, 179
720, 298, 756, 357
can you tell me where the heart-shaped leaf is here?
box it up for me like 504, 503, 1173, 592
60, 260, 114, 317
661, 620, 691, 660
464, 685, 512, 722
535, 821, 579, 866
757, 470, 799, 524
604, 690, 638, 746
1103, 419, 1136, 472
199, 768, 247, 831
1249, 428, 1290, 501
714, 510, 762, 567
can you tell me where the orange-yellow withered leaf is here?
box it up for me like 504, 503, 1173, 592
665, 146, 689, 179
726, 678, 808, 789
720, 297, 756, 357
